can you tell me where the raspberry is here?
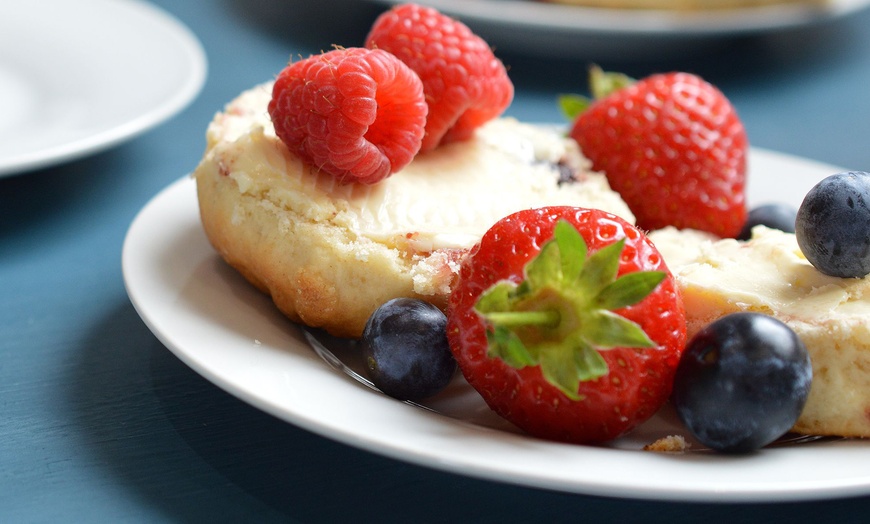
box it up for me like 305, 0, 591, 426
366, 4, 513, 152
268, 47, 427, 184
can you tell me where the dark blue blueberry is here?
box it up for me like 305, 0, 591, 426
671, 312, 812, 453
361, 298, 456, 401
737, 203, 797, 240
795, 171, 870, 278
555, 160, 577, 186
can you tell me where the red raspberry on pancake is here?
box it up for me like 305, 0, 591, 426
366, 3, 513, 152
268, 47, 427, 184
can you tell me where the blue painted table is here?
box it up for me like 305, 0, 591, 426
2, 0, 869, 521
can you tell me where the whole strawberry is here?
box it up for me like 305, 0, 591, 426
567, 67, 748, 238
268, 47, 427, 184
447, 206, 686, 444
366, 3, 513, 152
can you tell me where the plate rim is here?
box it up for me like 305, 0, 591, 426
122, 149, 870, 503
365, 0, 870, 35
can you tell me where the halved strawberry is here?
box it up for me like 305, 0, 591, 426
447, 206, 686, 444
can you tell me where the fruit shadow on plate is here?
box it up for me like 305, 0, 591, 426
302, 328, 837, 453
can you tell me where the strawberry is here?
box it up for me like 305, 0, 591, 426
365, 3, 513, 152
447, 206, 686, 444
566, 67, 748, 238
268, 47, 427, 184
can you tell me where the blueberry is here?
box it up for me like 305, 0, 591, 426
795, 171, 870, 278
737, 203, 796, 240
671, 312, 812, 453
361, 298, 456, 401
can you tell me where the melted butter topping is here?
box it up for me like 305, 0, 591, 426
200, 83, 634, 252
651, 225, 870, 320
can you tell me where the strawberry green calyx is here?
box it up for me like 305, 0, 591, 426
558, 65, 635, 121
588, 65, 634, 100
472, 220, 665, 400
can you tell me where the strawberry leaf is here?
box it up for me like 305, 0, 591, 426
525, 238, 562, 290
475, 281, 516, 314
487, 326, 536, 368
553, 220, 586, 282
539, 342, 583, 399
584, 311, 656, 349
596, 271, 666, 311
574, 344, 609, 383
558, 94, 591, 121
576, 238, 623, 295
558, 66, 636, 122
588, 65, 635, 100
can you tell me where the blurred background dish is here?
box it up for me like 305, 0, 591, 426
0, 0, 206, 178
365, 0, 870, 58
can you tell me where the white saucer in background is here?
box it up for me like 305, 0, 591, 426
366, 0, 870, 58
0, 0, 206, 177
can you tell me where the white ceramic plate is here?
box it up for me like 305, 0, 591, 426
0, 0, 206, 177
365, 0, 870, 58
123, 149, 870, 502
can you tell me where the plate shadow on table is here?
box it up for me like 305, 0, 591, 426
62, 296, 870, 522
